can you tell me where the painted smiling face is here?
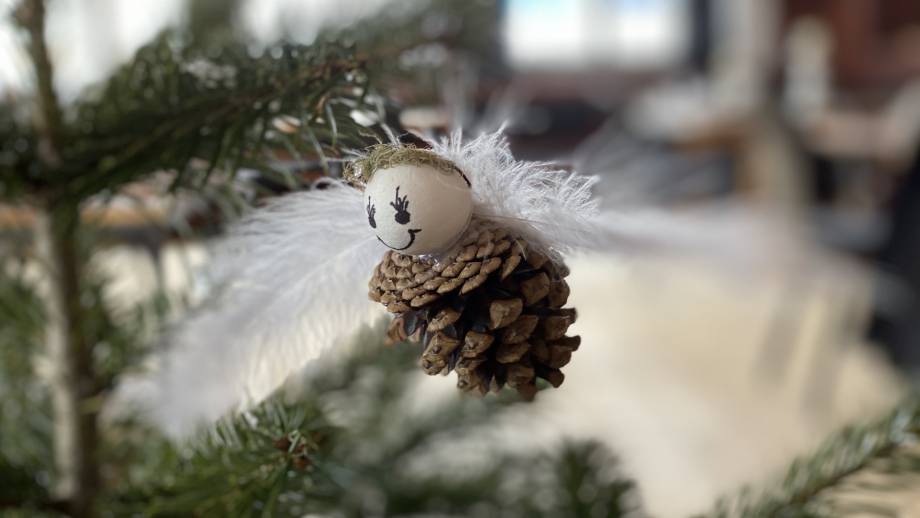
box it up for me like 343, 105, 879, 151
364, 163, 473, 256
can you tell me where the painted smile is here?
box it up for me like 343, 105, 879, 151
377, 228, 422, 251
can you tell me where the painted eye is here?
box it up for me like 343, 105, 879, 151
366, 198, 376, 228
390, 186, 411, 225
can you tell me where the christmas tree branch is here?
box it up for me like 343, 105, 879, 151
0, 32, 377, 203
0, 262, 52, 476
0, 456, 68, 515
0, 106, 37, 197
106, 334, 640, 517
58, 35, 372, 201
0, 322, 54, 515
702, 396, 920, 517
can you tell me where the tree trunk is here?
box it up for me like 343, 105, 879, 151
35, 205, 98, 518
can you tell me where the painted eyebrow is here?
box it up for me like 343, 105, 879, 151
452, 166, 471, 187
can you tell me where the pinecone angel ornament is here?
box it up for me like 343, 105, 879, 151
350, 143, 582, 398
111, 125, 845, 437
117, 131, 600, 435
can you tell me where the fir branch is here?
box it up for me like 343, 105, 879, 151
0, 263, 52, 465
0, 105, 38, 198
702, 396, 920, 517
0, 104, 39, 199
106, 335, 641, 517
0, 454, 68, 516
0, 460, 61, 515
56, 34, 372, 201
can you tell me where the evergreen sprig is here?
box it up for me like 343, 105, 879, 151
0, 103, 39, 200
0, 263, 52, 469
0, 30, 377, 203
103, 329, 640, 518
0, 263, 56, 515
702, 396, 920, 517
67, 34, 370, 200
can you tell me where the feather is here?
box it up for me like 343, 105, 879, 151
434, 130, 837, 279
112, 181, 387, 437
432, 130, 600, 256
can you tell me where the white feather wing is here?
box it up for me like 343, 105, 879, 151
115, 181, 386, 437
432, 130, 820, 274
432, 131, 600, 255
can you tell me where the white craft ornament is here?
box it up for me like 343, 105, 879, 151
120, 130, 800, 437
364, 163, 473, 256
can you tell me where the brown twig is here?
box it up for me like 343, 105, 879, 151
15, 0, 63, 167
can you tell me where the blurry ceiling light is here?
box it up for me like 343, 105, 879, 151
504, 0, 586, 70
503, 0, 689, 72
240, 0, 394, 45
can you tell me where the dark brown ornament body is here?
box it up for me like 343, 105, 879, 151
368, 222, 579, 399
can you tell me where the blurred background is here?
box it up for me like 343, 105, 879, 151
2, 0, 920, 516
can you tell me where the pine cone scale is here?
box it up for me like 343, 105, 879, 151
370, 221, 580, 398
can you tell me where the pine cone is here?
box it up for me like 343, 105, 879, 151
368, 222, 578, 399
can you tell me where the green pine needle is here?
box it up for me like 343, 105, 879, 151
701, 396, 920, 518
